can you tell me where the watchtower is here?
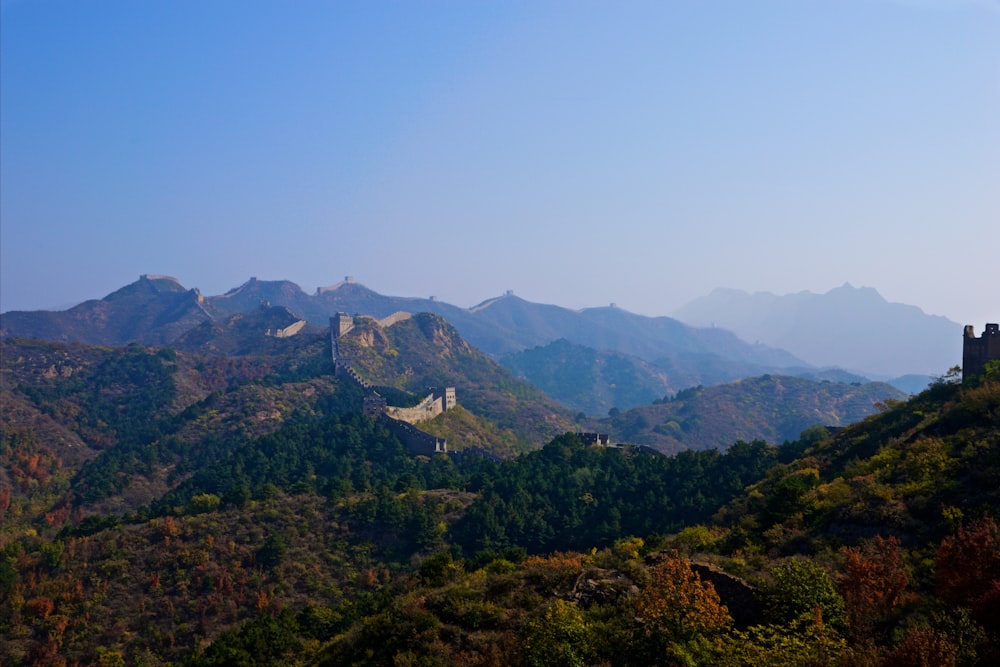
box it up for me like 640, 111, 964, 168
332, 312, 354, 338
430, 386, 457, 411
963, 323, 1000, 381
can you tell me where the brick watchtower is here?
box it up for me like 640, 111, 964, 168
963, 323, 1000, 381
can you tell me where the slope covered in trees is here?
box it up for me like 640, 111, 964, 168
2, 325, 998, 664
335, 312, 576, 447
603, 374, 906, 454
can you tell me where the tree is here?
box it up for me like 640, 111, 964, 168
521, 600, 593, 667
935, 516, 1000, 639
636, 551, 731, 641
840, 535, 908, 638
765, 559, 846, 631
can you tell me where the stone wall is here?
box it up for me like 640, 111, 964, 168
265, 319, 306, 338
333, 312, 355, 338
385, 387, 457, 425
378, 311, 412, 328
386, 393, 443, 424
379, 415, 447, 456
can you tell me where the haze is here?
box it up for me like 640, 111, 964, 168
2, 1, 997, 327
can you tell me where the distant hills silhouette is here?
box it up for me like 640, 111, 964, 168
673, 283, 961, 378
1, 275, 959, 405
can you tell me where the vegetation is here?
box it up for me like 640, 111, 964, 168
608, 374, 906, 454
2, 331, 999, 665
501, 338, 673, 415
335, 313, 576, 447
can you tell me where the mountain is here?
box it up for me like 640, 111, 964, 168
333, 312, 576, 448
206, 278, 810, 373
3, 276, 814, 394
501, 339, 674, 416
0, 316, 570, 522
674, 283, 961, 377
503, 339, 881, 416
0, 274, 214, 346
594, 374, 906, 454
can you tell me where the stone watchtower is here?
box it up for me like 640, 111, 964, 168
963, 323, 1000, 381
333, 312, 354, 338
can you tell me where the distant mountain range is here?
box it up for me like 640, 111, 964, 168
674, 283, 961, 378
1, 275, 808, 385
2, 275, 961, 405
500, 338, 875, 417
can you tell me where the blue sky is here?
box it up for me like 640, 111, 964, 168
2, 0, 998, 327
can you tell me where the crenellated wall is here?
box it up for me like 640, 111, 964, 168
265, 320, 307, 338
385, 387, 456, 424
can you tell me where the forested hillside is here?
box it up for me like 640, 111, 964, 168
2, 321, 997, 665
334, 312, 575, 447
600, 375, 906, 454
500, 338, 674, 415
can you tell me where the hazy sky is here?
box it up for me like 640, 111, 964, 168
2, 1, 998, 327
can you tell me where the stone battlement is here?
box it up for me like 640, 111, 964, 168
265, 320, 307, 338
385, 386, 457, 424
378, 311, 412, 328
378, 414, 448, 456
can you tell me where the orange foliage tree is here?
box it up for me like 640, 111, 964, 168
636, 550, 732, 641
935, 517, 1000, 636
840, 535, 908, 638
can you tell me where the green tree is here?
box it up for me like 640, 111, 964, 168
765, 559, 846, 631
521, 600, 593, 667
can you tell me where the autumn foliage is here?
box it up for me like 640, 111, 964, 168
935, 516, 1000, 637
840, 535, 908, 637
636, 550, 732, 639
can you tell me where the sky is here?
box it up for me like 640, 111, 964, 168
2, 0, 998, 328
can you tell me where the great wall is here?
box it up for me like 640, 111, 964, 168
330, 313, 454, 456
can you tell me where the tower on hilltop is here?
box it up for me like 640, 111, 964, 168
963, 323, 1000, 381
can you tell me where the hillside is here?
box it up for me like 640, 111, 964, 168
503, 338, 879, 416
721, 367, 1000, 554
171, 304, 320, 356
3, 363, 997, 664
597, 375, 907, 454
334, 312, 577, 448
501, 338, 673, 416
674, 283, 961, 377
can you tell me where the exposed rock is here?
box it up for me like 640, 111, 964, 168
690, 561, 764, 629
569, 568, 639, 608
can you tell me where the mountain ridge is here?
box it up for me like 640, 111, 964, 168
3, 275, 967, 386
1, 275, 811, 381
674, 283, 961, 377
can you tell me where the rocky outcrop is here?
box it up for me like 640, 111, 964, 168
690, 562, 764, 629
